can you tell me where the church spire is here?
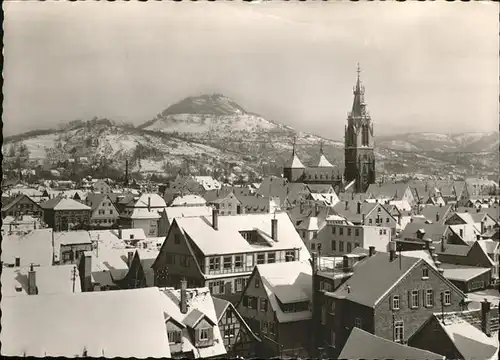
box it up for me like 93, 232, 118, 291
286, 136, 305, 169
351, 63, 366, 118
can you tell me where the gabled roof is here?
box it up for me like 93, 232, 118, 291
212, 297, 231, 322
331, 252, 422, 308
237, 195, 272, 212
339, 327, 445, 360
366, 183, 411, 200
164, 206, 213, 222
0, 288, 171, 358
1, 194, 40, 213
132, 193, 167, 209
84, 193, 108, 212
171, 194, 207, 207
420, 204, 453, 225
440, 263, 492, 282
332, 201, 392, 224
256, 260, 313, 323
399, 222, 449, 242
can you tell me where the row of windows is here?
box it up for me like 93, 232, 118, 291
260, 320, 276, 336
98, 209, 114, 215
209, 255, 244, 271
241, 295, 269, 313
92, 218, 115, 224
208, 278, 248, 295
332, 227, 360, 236
391, 290, 451, 310
165, 254, 190, 267
331, 240, 361, 253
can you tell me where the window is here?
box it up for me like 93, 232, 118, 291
355, 229, 360, 237
330, 330, 336, 346
267, 253, 276, 264
459, 229, 464, 238
383, 229, 387, 235
443, 291, 451, 305
311, 243, 316, 251
332, 227, 336, 234
209, 257, 221, 271
347, 243, 352, 253
330, 300, 336, 314
209, 280, 225, 294
180, 256, 189, 267
223, 256, 232, 269
339, 228, 344, 235
255, 279, 260, 288
247, 296, 257, 309
174, 234, 181, 244
386, 218, 390, 223
354, 317, 362, 328
235, 278, 244, 292
410, 290, 420, 308
269, 322, 276, 336
394, 321, 404, 343
339, 241, 344, 252
422, 267, 429, 279
354, 243, 360, 249
379, 229, 383, 235
232, 255, 243, 269
470, 281, 485, 291
109, 210, 113, 215
369, 219, 373, 224
313, 231, 318, 239
15, 257, 20, 267
199, 328, 209, 341
261, 321, 268, 333
168, 330, 182, 344
425, 289, 434, 307
257, 254, 265, 264
331, 240, 336, 251
321, 306, 327, 325
392, 295, 400, 310
347, 228, 352, 236
285, 250, 295, 262
260, 298, 268, 312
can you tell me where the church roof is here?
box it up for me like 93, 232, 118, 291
285, 152, 305, 169
315, 154, 334, 168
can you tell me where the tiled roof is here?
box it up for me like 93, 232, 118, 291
306, 184, 334, 193
436, 243, 471, 257
84, 193, 108, 212
236, 195, 270, 212
212, 297, 231, 322
339, 327, 445, 360
331, 252, 421, 308
1, 194, 39, 213
257, 260, 313, 323
0, 288, 171, 357
332, 201, 383, 224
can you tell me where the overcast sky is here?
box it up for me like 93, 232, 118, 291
3, 1, 498, 138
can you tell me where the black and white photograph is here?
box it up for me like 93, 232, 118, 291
1, 1, 499, 358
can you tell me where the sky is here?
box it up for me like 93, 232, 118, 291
3, 1, 499, 139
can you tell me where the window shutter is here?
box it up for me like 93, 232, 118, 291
408, 291, 411, 307
422, 289, 426, 307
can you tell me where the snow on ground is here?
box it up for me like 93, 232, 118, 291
20, 134, 59, 159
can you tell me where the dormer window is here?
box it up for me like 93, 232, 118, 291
130, 234, 134, 240
199, 328, 209, 341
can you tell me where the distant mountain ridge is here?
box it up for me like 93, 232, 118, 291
2, 94, 498, 178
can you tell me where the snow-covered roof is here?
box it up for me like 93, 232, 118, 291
257, 260, 312, 323
297, 216, 320, 231
159, 287, 226, 358
54, 231, 92, 246
315, 154, 334, 168
171, 194, 207, 207
440, 263, 492, 282
175, 212, 310, 259
45, 198, 91, 211
477, 239, 499, 255
400, 250, 438, 270
438, 314, 499, 360
133, 193, 167, 208
126, 208, 161, 220
193, 176, 222, 191
120, 228, 147, 241
165, 206, 213, 222
0, 288, 172, 358
285, 153, 305, 169
1, 264, 81, 297
1, 229, 54, 267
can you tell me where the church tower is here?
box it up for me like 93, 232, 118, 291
344, 64, 376, 193
283, 138, 305, 183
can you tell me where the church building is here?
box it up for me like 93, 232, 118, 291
344, 64, 376, 193
283, 65, 376, 194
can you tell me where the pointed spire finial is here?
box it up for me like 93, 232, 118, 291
292, 136, 297, 156
320, 141, 324, 155
357, 62, 361, 80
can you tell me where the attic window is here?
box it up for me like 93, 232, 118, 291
130, 234, 134, 240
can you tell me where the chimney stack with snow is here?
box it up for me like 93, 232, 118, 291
28, 263, 37, 295
481, 299, 492, 337
271, 217, 278, 241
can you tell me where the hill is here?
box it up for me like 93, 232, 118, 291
3, 95, 498, 179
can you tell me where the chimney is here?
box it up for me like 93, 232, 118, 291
369, 246, 375, 257
345, 201, 349, 210
439, 203, 443, 208
311, 251, 318, 273
15, 257, 21, 267
351, 192, 354, 200
180, 278, 188, 314
481, 299, 492, 337
315, 203, 319, 217
397, 214, 401, 225
357, 202, 361, 215
212, 208, 219, 230
342, 255, 350, 273
271, 218, 278, 241
362, 213, 366, 224
28, 263, 37, 295
237, 204, 243, 215
127, 251, 134, 267
436, 212, 440, 222
389, 241, 397, 261
423, 238, 432, 250
480, 221, 485, 234
429, 245, 436, 256
118, 227, 123, 239
147, 197, 151, 211
441, 236, 446, 252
